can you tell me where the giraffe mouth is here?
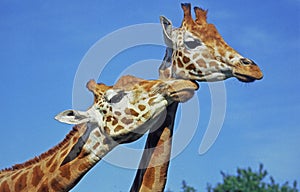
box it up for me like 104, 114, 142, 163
234, 73, 260, 83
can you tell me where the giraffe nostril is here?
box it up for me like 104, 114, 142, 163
240, 58, 256, 66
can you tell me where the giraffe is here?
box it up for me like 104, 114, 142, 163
0, 75, 198, 192
130, 3, 263, 192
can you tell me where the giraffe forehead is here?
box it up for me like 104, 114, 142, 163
185, 24, 223, 45
189, 25, 238, 55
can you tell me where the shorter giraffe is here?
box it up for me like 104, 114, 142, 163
0, 75, 198, 192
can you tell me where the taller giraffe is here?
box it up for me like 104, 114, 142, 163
0, 75, 197, 192
131, 3, 263, 192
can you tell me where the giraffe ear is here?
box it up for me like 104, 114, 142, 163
55, 109, 90, 125
160, 16, 173, 48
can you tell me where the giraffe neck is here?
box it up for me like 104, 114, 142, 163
131, 40, 193, 192
0, 123, 115, 192
130, 102, 178, 192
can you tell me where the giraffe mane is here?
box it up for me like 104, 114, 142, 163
0, 124, 84, 174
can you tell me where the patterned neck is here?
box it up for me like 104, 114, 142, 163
0, 124, 112, 192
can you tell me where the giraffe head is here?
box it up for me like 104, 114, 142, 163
55, 75, 198, 144
159, 3, 263, 82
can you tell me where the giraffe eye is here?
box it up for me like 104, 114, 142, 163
240, 58, 254, 65
107, 91, 127, 103
184, 39, 202, 49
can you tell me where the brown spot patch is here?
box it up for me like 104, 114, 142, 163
114, 125, 124, 132
143, 167, 155, 189
186, 64, 196, 71
94, 130, 101, 137
111, 117, 118, 126
178, 51, 183, 57
32, 166, 44, 186
125, 108, 139, 117
72, 136, 78, 143
192, 53, 200, 60
178, 70, 186, 77
209, 61, 218, 67
93, 142, 100, 150
114, 111, 121, 116
60, 166, 71, 180
50, 179, 64, 191
60, 149, 68, 158
106, 116, 112, 122
104, 126, 110, 134
218, 48, 226, 57
78, 162, 90, 172
177, 59, 184, 68
138, 104, 146, 111
148, 97, 156, 105
121, 117, 133, 125
49, 161, 58, 173
202, 52, 211, 59
15, 172, 27, 191
182, 56, 190, 63
37, 183, 49, 192
196, 58, 206, 68
148, 92, 157, 98
1, 181, 10, 192
142, 111, 151, 119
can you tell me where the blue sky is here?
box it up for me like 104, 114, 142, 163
0, 0, 299, 191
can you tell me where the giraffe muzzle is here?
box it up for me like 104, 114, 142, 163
232, 58, 263, 82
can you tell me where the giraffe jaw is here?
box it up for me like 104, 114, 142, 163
187, 69, 231, 82
166, 79, 198, 102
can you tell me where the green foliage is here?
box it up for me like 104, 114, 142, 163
168, 164, 298, 192
207, 164, 298, 192
182, 180, 197, 192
